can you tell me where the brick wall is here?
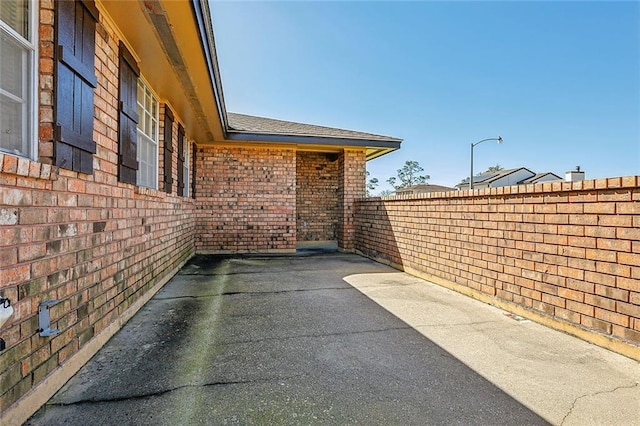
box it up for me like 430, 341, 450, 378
0, 8, 195, 414
38, 0, 55, 164
338, 149, 366, 250
355, 177, 640, 354
296, 152, 339, 243
194, 146, 296, 253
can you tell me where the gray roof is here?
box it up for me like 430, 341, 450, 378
519, 172, 562, 184
456, 168, 534, 188
484, 168, 532, 184
227, 113, 402, 143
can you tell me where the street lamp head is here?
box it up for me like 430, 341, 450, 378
470, 136, 503, 190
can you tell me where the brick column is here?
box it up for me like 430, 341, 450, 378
337, 148, 366, 251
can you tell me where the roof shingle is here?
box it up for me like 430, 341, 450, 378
227, 113, 402, 143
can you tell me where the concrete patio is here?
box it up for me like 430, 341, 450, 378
26, 251, 639, 425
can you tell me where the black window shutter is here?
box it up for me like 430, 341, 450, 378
191, 142, 197, 198
118, 41, 139, 184
177, 124, 185, 196
163, 107, 174, 193
54, 0, 99, 174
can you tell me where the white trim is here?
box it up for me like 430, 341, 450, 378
0, 0, 38, 160
182, 138, 190, 197
136, 77, 159, 189
137, 130, 157, 189
28, 0, 37, 161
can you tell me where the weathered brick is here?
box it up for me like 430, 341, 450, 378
555, 307, 581, 323
1, 264, 31, 287
597, 238, 631, 252
617, 227, 640, 241
618, 253, 640, 267
580, 316, 611, 334
616, 302, 640, 317
612, 325, 640, 344
584, 248, 617, 263
584, 294, 616, 311
558, 288, 584, 302
595, 308, 629, 327
617, 277, 640, 292
583, 202, 616, 214
18, 244, 47, 262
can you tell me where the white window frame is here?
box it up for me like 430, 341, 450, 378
0, 0, 38, 160
183, 137, 190, 197
136, 77, 159, 189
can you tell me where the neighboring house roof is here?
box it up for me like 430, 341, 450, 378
456, 168, 534, 188
456, 167, 566, 189
483, 168, 533, 184
519, 172, 562, 184
396, 184, 455, 194
226, 113, 402, 160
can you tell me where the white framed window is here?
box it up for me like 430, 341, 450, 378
136, 78, 159, 189
0, 0, 37, 159
183, 138, 190, 197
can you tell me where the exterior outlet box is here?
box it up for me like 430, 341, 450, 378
38, 300, 60, 337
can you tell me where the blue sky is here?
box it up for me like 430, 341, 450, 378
210, 1, 639, 193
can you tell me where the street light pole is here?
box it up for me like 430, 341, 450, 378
470, 136, 503, 190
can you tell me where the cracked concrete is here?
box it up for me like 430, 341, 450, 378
48, 375, 307, 408
27, 252, 548, 425
561, 382, 639, 426
346, 272, 640, 425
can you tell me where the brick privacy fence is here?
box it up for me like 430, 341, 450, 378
355, 177, 640, 354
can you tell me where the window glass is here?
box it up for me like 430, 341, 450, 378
0, 33, 24, 97
0, 0, 29, 38
183, 138, 189, 196
136, 79, 159, 189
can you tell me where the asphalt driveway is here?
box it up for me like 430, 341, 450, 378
27, 251, 547, 425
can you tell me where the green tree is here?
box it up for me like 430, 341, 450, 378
366, 171, 379, 197
386, 160, 430, 190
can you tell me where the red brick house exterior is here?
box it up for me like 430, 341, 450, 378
3, 2, 637, 423
0, 1, 400, 422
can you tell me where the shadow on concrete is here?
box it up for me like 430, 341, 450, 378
27, 252, 547, 426
295, 241, 339, 256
